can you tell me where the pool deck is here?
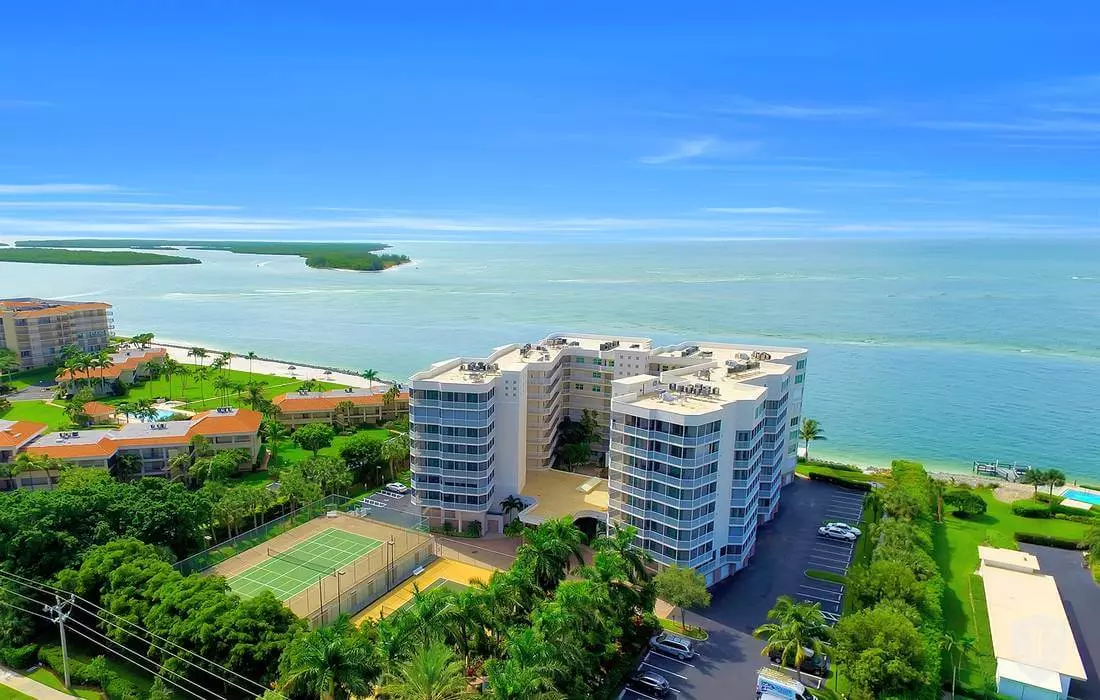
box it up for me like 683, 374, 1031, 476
352, 558, 496, 624
1059, 486, 1100, 510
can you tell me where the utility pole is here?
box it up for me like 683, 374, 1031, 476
44, 594, 75, 690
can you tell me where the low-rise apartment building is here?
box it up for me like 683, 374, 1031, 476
408, 333, 807, 585
2, 407, 262, 490
56, 347, 166, 397
272, 387, 409, 429
0, 419, 48, 469
0, 298, 113, 369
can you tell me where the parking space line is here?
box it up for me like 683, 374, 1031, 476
799, 591, 842, 604
811, 543, 854, 555
806, 562, 848, 573
640, 661, 688, 680
622, 690, 660, 700
646, 651, 697, 668
799, 584, 844, 596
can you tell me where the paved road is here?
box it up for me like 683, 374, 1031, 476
623, 479, 865, 700
0, 664, 75, 700
5, 385, 54, 401
1019, 544, 1099, 700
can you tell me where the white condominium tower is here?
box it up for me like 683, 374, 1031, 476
408, 333, 807, 585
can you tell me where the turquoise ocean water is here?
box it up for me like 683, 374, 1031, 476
2, 236, 1098, 479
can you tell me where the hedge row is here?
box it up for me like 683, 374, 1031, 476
0, 643, 38, 669
1013, 532, 1085, 550
806, 471, 873, 492
1012, 498, 1098, 520
39, 645, 141, 700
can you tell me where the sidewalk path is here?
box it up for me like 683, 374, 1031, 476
0, 665, 76, 700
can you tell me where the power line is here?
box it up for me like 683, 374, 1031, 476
0, 569, 281, 698
62, 619, 222, 700
0, 596, 54, 623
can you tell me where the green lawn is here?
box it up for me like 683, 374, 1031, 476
0, 399, 70, 431
68, 644, 156, 697
0, 683, 34, 700
933, 488, 1093, 690
275, 429, 390, 468
111, 366, 346, 411
5, 366, 59, 390
796, 461, 886, 484
26, 668, 101, 699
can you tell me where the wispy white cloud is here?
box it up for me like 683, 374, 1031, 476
719, 98, 878, 119
640, 138, 717, 164
912, 118, 1100, 135
639, 137, 759, 164
0, 201, 239, 211
0, 183, 124, 195
702, 207, 818, 215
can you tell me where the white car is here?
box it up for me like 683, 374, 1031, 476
818, 525, 858, 542
823, 522, 861, 536
384, 482, 412, 495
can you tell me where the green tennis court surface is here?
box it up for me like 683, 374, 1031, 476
228, 528, 382, 601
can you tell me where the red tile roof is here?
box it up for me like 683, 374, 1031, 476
57, 348, 166, 382
273, 391, 409, 412
0, 420, 48, 449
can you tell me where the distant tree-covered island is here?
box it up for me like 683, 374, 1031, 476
0, 247, 201, 266
12, 239, 411, 272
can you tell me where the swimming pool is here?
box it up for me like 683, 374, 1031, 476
140, 409, 178, 423
1062, 489, 1100, 506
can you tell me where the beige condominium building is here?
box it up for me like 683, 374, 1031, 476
409, 332, 807, 585
0, 298, 114, 369
0, 408, 262, 491
272, 387, 410, 429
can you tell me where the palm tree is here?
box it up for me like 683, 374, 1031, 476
593, 524, 653, 583
334, 400, 357, 429
382, 433, 410, 481
753, 595, 831, 682
500, 495, 525, 522
941, 631, 975, 699
517, 517, 585, 591
1019, 468, 1044, 495
219, 351, 233, 375
484, 660, 565, 700
194, 366, 209, 405
799, 418, 826, 463
262, 419, 289, 467
214, 375, 232, 405
246, 382, 266, 410
187, 346, 208, 368
383, 384, 400, 407
361, 368, 379, 391
160, 358, 182, 400
0, 348, 19, 389
245, 351, 258, 383
1044, 468, 1067, 499
377, 643, 470, 700
278, 614, 379, 700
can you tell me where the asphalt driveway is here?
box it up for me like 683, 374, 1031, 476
623, 479, 866, 700
1019, 544, 1099, 700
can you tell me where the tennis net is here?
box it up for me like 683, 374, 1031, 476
267, 546, 337, 575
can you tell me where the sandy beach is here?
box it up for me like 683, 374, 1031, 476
152, 341, 391, 389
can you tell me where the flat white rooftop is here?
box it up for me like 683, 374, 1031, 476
980, 554, 1086, 682
978, 546, 1040, 573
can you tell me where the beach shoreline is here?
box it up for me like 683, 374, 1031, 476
151, 340, 394, 389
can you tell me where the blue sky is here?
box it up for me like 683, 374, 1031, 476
1, 1, 1098, 240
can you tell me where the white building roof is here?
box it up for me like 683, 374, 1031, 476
978, 546, 1040, 572
997, 659, 1065, 693
980, 561, 1086, 681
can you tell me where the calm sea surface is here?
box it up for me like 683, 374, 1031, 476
2, 237, 1099, 479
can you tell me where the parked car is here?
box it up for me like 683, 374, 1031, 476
628, 670, 671, 697
384, 482, 411, 494
823, 522, 861, 536
649, 632, 696, 660
818, 525, 858, 541
768, 647, 830, 675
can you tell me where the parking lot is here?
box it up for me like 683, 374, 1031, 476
620, 479, 868, 700
353, 486, 426, 527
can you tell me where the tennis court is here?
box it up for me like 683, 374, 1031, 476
228, 528, 381, 601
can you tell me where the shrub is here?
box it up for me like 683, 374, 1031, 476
0, 643, 38, 669
1035, 492, 1063, 505
806, 472, 872, 492
944, 489, 987, 518
1013, 532, 1084, 550
1011, 500, 1051, 518
1054, 513, 1097, 525
1051, 503, 1098, 519
464, 520, 482, 537
1078, 483, 1100, 492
